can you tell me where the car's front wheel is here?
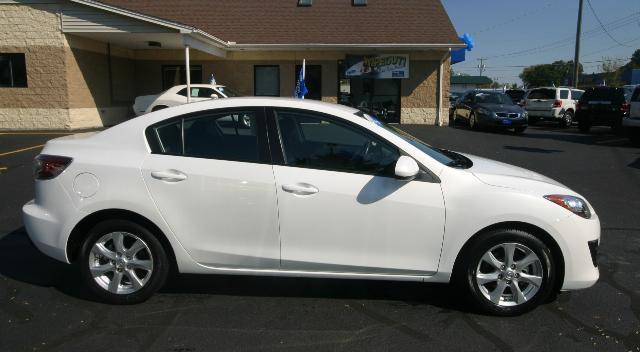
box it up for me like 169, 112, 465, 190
454, 228, 556, 316
79, 219, 169, 304
469, 112, 480, 130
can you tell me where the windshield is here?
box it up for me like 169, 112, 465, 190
475, 92, 514, 105
217, 86, 240, 97
357, 112, 472, 168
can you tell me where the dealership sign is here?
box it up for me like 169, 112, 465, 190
345, 54, 409, 79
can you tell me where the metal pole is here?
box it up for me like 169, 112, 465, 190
185, 45, 191, 103
573, 0, 584, 88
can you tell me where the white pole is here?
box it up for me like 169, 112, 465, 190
301, 59, 306, 100
185, 45, 191, 103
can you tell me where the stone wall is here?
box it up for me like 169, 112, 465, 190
0, 3, 71, 129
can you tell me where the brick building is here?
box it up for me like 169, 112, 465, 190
0, 0, 463, 130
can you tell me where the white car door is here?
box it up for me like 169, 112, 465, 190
270, 108, 446, 275
141, 107, 280, 269
631, 88, 640, 118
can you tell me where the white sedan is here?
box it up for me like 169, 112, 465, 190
132, 84, 240, 116
23, 98, 599, 315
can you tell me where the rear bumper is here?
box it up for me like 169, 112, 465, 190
23, 200, 68, 263
526, 108, 562, 119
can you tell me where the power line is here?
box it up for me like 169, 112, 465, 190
585, 0, 630, 47
475, 2, 553, 34
482, 11, 639, 59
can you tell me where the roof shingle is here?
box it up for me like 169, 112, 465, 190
96, 0, 461, 45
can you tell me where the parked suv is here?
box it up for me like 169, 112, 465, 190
523, 87, 583, 127
623, 86, 640, 145
576, 86, 628, 133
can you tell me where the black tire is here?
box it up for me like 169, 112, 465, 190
151, 105, 168, 112
469, 112, 480, 131
453, 228, 557, 316
78, 219, 169, 304
560, 110, 573, 128
514, 126, 527, 134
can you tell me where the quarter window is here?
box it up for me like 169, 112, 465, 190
274, 109, 399, 175
177, 87, 217, 98
149, 109, 262, 163
560, 90, 569, 99
631, 88, 640, 102
0, 53, 27, 88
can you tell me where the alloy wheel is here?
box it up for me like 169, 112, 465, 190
88, 232, 154, 295
475, 242, 543, 307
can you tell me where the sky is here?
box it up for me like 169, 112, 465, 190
441, 0, 640, 85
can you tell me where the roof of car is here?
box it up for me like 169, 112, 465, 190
173, 84, 225, 89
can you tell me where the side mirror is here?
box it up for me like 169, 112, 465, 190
394, 155, 420, 180
210, 94, 219, 99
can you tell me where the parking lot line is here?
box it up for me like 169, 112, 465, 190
0, 144, 44, 157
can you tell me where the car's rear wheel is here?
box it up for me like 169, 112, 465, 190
454, 228, 556, 316
560, 110, 573, 128
79, 219, 169, 304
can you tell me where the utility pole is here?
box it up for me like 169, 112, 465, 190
477, 58, 486, 76
573, 0, 584, 88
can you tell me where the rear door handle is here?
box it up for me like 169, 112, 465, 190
151, 169, 187, 182
282, 183, 319, 195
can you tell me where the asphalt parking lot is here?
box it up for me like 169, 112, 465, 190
1, 124, 639, 352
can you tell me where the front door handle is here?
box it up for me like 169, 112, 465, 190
151, 169, 187, 182
282, 183, 319, 195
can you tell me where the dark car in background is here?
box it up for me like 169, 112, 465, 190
451, 90, 528, 133
576, 86, 629, 132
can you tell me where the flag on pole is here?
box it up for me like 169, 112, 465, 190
208, 73, 217, 85
294, 59, 308, 99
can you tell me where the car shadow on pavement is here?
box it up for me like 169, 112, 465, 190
0, 227, 470, 312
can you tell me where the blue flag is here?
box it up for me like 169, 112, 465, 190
294, 60, 308, 99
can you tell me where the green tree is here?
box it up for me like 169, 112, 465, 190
600, 57, 624, 86
519, 60, 583, 87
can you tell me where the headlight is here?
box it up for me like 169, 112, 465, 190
477, 107, 492, 116
544, 194, 591, 219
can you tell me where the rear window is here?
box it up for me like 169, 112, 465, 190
581, 88, 624, 103
527, 89, 556, 100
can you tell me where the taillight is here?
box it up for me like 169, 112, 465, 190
552, 100, 562, 108
576, 101, 581, 110
621, 103, 630, 113
34, 154, 72, 180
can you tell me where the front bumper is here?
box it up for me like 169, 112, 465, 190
477, 113, 528, 128
556, 212, 600, 290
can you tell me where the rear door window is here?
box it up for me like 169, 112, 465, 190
527, 89, 556, 100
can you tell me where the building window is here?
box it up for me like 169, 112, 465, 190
254, 65, 280, 97
161, 65, 203, 90
297, 0, 312, 6
352, 0, 367, 6
0, 53, 27, 88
